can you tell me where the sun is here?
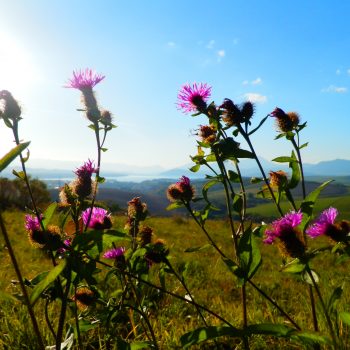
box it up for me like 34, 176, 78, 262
0, 33, 40, 94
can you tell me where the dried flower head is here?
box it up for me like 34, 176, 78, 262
139, 226, 153, 246
145, 239, 169, 264
101, 110, 113, 125
177, 83, 211, 113
220, 98, 244, 126
65, 69, 105, 90
127, 197, 148, 221
0, 90, 21, 120
82, 207, 112, 230
73, 287, 96, 310
198, 125, 217, 144
269, 170, 288, 188
167, 176, 195, 202
270, 107, 300, 132
241, 101, 255, 122
264, 211, 305, 258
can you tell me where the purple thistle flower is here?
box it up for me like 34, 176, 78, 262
74, 159, 97, 178
176, 176, 190, 187
65, 68, 105, 90
263, 210, 302, 244
306, 207, 338, 238
82, 207, 112, 230
24, 214, 42, 232
177, 82, 212, 113
103, 247, 125, 259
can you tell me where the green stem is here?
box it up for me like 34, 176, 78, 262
84, 121, 102, 231
45, 298, 57, 340
305, 265, 337, 348
238, 125, 284, 216
0, 212, 45, 349
165, 259, 209, 327
56, 269, 71, 350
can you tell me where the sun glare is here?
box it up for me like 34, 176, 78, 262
0, 33, 40, 94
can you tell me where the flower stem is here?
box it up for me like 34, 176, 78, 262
305, 265, 337, 348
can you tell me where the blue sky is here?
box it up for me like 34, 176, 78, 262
1, 0, 350, 171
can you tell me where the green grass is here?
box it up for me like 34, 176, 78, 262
1, 211, 350, 349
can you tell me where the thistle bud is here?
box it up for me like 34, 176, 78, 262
145, 239, 169, 264
220, 98, 243, 126
198, 125, 217, 144
269, 170, 288, 189
167, 176, 195, 203
73, 287, 96, 310
270, 107, 300, 132
127, 197, 148, 221
241, 101, 254, 121
0, 90, 21, 120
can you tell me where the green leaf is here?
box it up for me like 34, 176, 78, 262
232, 194, 243, 213
21, 149, 30, 163
12, 169, 26, 180
245, 323, 295, 337
228, 170, 240, 183
30, 271, 49, 285
327, 286, 343, 314
184, 244, 211, 253
282, 259, 306, 274
238, 228, 262, 281
250, 177, 263, 184
302, 269, 319, 285
0, 141, 30, 172
291, 332, 330, 346
202, 179, 220, 209
234, 149, 254, 159
272, 156, 297, 163
30, 260, 67, 305
180, 326, 243, 348
288, 151, 300, 189
42, 202, 58, 229
101, 147, 108, 152
96, 175, 105, 183
114, 338, 154, 350
339, 311, 350, 326
248, 115, 269, 136
300, 180, 333, 230
190, 164, 200, 172
299, 142, 309, 150
166, 202, 184, 211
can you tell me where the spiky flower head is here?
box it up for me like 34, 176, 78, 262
82, 207, 112, 230
73, 287, 96, 310
139, 226, 153, 246
127, 197, 148, 221
145, 239, 169, 264
198, 125, 217, 144
65, 69, 105, 90
270, 107, 300, 132
58, 184, 77, 207
220, 98, 244, 126
177, 82, 211, 114
25, 214, 42, 232
306, 207, 349, 242
103, 247, 125, 259
269, 170, 288, 189
241, 101, 255, 121
167, 176, 195, 202
72, 160, 97, 198
264, 210, 305, 258
0, 90, 21, 121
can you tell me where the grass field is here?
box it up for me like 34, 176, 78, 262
1, 211, 350, 349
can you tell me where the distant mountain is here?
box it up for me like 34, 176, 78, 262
160, 158, 350, 178
2, 158, 350, 181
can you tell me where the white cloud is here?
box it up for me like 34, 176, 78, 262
322, 85, 347, 93
336, 69, 341, 75
347, 69, 350, 75
252, 77, 262, 85
242, 77, 263, 85
167, 41, 176, 48
217, 50, 225, 63
206, 40, 215, 49
243, 93, 267, 103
